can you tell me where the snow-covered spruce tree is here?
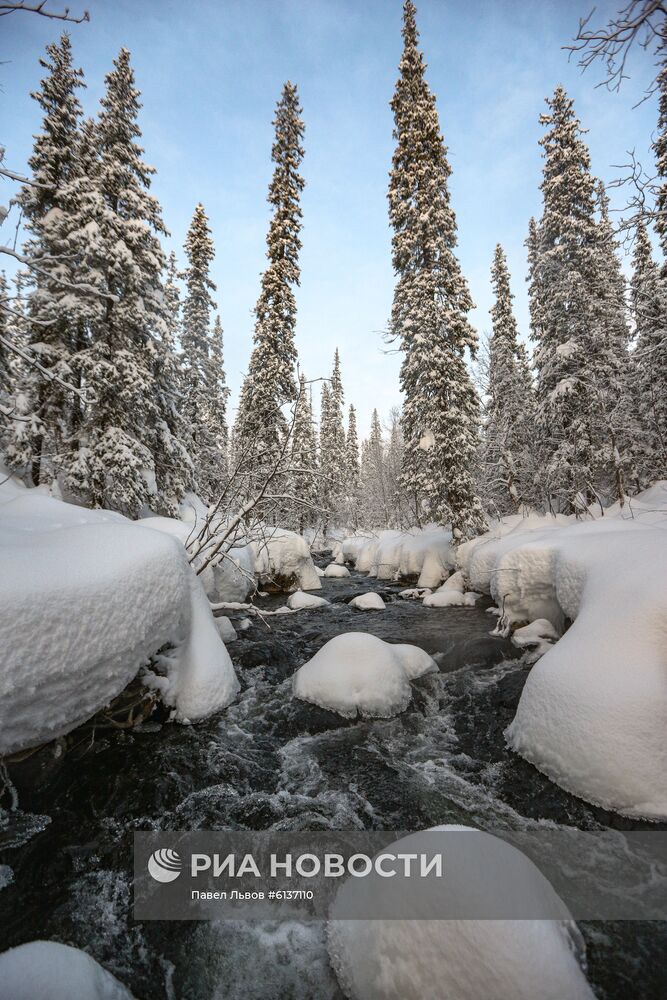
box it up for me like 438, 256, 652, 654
68, 49, 178, 516
288, 373, 319, 533
234, 82, 305, 501
180, 204, 227, 499
360, 408, 390, 528
319, 348, 347, 521
388, 0, 485, 540
480, 244, 535, 515
631, 219, 667, 480
345, 403, 360, 500
530, 87, 632, 511
653, 57, 667, 266
4, 33, 85, 486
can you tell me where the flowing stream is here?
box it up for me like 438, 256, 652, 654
0, 565, 665, 999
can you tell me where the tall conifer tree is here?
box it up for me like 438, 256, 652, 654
388, 0, 484, 539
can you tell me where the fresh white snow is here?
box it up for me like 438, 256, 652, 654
0, 941, 135, 1000
324, 563, 351, 579
341, 525, 454, 587
286, 590, 330, 610
327, 826, 594, 1000
456, 485, 667, 820
349, 593, 386, 611
0, 477, 239, 755
292, 632, 437, 718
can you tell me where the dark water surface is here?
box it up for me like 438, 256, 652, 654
0, 568, 665, 999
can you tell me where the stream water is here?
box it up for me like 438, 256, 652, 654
0, 566, 665, 999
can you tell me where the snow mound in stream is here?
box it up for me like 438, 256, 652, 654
292, 632, 437, 718
349, 593, 386, 611
327, 827, 594, 1000
324, 563, 351, 578
456, 484, 667, 820
287, 590, 330, 610
0, 477, 239, 756
0, 940, 135, 999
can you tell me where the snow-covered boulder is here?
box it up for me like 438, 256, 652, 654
215, 616, 238, 642
327, 827, 594, 1000
252, 527, 322, 592
292, 633, 437, 718
511, 619, 560, 660
324, 563, 351, 579
0, 940, 135, 999
423, 590, 480, 608
286, 590, 330, 610
0, 480, 239, 755
349, 593, 386, 611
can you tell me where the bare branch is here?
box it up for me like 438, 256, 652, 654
0, 1, 89, 23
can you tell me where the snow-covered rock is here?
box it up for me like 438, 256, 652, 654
423, 590, 480, 608
0, 479, 239, 755
341, 525, 455, 587
292, 633, 437, 718
0, 940, 135, 1000
252, 527, 322, 592
286, 590, 330, 610
399, 587, 432, 600
327, 827, 594, 1000
456, 487, 667, 820
349, 593, 386, 611
215, 616, 238, 643
324, 563, 351, 579
511, 618, 560, 660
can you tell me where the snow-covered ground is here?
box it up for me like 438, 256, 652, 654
292, 632, 437, 718
328, 827, 594, 1000
0, 476, 239, 756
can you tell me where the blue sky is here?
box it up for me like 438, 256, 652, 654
1, 0, 659, 434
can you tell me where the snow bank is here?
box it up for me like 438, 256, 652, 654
423, 590, 479, 608
0, 940, 134, 999
456, 487, 667, 820
341, 526, 454, 587
327, 827, 594, 1000
0, 480, 239, 755
324, 563, 351, 579
292, 633, 437, 719
349, 593, 386, 611
286, 591, 330, 610
252, 527, 322, 592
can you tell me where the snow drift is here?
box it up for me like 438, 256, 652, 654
292, 632, 437, 718
341, 526, 454, 587
327, 826, 594, 1000
457, 487, 667, 820
0, 478, 239, 756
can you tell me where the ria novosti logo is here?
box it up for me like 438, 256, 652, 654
148, 849, 182, 883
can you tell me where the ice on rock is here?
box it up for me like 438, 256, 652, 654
292, 632, 437, 718
0, 479, 239, 755
286, 590, 331, 610
0, 940, 135, 1000
327, 827, 594, 1000
324, 563, 351, 579
349, 593, 386, 611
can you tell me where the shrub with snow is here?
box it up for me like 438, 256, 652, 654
292, 632, 437, 718
327, 827, 594, 1000
349, 593, 386, 611
0, 940, 135, 1000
